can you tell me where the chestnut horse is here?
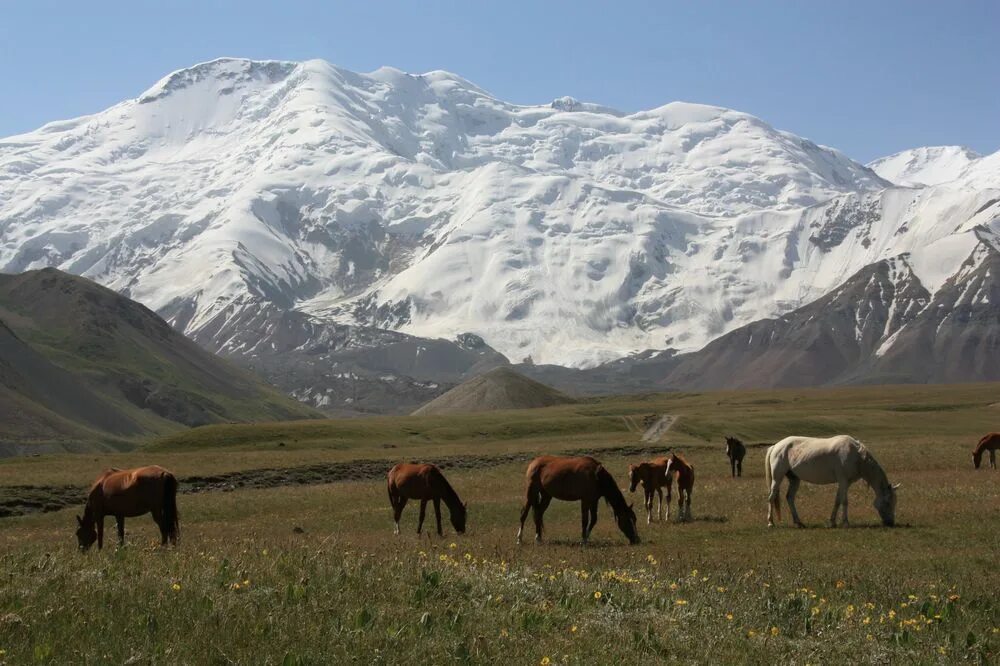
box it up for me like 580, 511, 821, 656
664, 453, 695, 521
75, 466, 179, 550
973, 433, 999, 469
725, 436, 746, 478
387, 463, 467, 536
628, 457, 673, 523
517, 455, 639, 545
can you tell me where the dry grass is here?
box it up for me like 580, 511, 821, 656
1, 383, 999, 663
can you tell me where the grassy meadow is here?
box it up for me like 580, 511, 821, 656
1, 383, 999, 663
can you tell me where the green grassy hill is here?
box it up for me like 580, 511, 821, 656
0, 268, 320, 451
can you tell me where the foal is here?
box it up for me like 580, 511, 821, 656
973, 433, 999, 469
387, 463, 467, 536
724, 436, 747, 478
628, 458, 673, 523
664, 453, 695, 521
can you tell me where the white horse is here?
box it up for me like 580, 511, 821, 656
764, 435, 899, 528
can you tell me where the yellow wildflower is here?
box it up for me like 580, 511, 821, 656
171, 583, 181, 591
866, 634, 874, 642
716, 586, 727, 593
540, 657, 551, 666
725, 613, 734, 621
747, 630, 757, 638
888, 610, 896, 620
675, 599, 688, 606
836, 580, 845, 589
449, 542, 457, 549
500, 629, 508, 638
669, 582, 678, 591
770, 627, 779, 637
863, 616, 871, 625
594, 591, 602, 600
571, 625, 578, 633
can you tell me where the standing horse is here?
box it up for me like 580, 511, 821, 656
75, 466, 179, 550
725, 436, 747, 478
973, 433, 999, 469
664, 453, 695, 521
517, 456, 639, 545
764, 435, 899, 528
628, 457, 673, 523
387, 463, 467, 537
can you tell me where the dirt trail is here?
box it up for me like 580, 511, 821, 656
0, 443, 703, 519
641, 415, 675, 442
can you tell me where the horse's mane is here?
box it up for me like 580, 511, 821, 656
436, 472, 464, 511
974, 433, 998, 453
596, 465, 630, 514
669, 452, 691, 467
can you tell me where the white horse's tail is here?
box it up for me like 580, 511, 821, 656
764, 445, 781, 522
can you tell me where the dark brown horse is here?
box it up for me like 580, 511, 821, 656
664, 453, 695, 521
628, 457, 673, 523
973, 433, 999, 469
76, 466, 179, 550
387, 463, 467, 536
725, 436, 747, 478
517, 455, 639, 545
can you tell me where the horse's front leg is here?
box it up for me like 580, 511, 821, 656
116, 515, 126, 547
432, 498, 443, 537
645, 489, 653, 524
587, 498, 599, 537
417, 500, 427, 535
665, 483, 672, 521
737, 458, 743, 477
656, 487, 664, 521
96, 514, 105, 550
580, 501, 590, 545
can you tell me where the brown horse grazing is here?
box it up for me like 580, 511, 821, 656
76, 466, 179, 551
387, 463, 467, 537
664, 453, 695, 521
725, 436, 746, 478
973, 433, 999, 469
518, 456, 639, 545
628, 458, 673, 523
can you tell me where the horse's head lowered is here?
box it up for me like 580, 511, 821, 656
614, 502, 640, 545
973, 449, 983, 469
451, 501, 468, 535
75, 515, 97, 551
627, 464, 640, 493
873, 483, 901, 527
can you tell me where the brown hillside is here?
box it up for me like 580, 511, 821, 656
412, 367, 575, 415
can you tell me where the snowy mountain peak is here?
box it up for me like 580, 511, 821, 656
1, 57, 995, 372
868, 145, 982, 187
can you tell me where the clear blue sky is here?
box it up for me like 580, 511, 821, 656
1, 1, 996, 163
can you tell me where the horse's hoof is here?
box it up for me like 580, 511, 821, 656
795, 522, 806, 529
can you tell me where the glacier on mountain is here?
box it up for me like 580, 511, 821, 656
1, 57, 998, 370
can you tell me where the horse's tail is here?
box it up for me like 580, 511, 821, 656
163, 473, 179, 543
764, 446, 781, 522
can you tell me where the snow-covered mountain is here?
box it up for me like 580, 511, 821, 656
869, 146, 982, 187
1, 57, 999, 408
